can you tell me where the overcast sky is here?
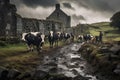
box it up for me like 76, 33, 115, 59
11, 0, 120, 26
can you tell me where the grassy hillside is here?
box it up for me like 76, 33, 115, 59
89, 22, 120, 41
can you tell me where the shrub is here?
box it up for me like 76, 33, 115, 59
0, 37, 6, 41
6, 37, 20, 44
0, 41, 7, 47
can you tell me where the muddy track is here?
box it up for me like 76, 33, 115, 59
34, 43, 106, 80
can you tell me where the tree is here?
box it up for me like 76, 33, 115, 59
110, 11, 120, 30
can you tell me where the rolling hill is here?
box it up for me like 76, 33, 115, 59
88, 22, 120, 41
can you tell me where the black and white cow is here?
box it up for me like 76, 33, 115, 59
47, 31, 61, 48
64, 32, 75, 43
22, 32, 45, 53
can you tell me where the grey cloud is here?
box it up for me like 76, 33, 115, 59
62, 3, 74, 10
72, 14, 86, 21
10, 0, 120, 25
20, 0, 58, 8
62, 0, 118, 13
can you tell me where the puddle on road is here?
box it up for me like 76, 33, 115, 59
37, 43, 99, 80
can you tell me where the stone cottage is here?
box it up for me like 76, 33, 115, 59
46, 4, 71, 32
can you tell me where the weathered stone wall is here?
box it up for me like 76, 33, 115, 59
73, 24, 89, 36
22, 18, 39, 33
22, 18, 62, 35
38, 20, 62, 35
16, 14, 22, 37
0, 0, 17, 37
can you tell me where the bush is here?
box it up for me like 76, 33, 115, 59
0, 37, 21, 44
0, 37, 6, 41
0, 41, 7, 47
6, 37, 20, 44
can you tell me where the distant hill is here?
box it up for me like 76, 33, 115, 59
88, 22, 120, 41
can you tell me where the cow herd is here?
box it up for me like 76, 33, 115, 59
77, 33, 103, 44
22, 31, 103, 53
22, 31, 74, 53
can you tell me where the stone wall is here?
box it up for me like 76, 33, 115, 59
22, 18, 63, 35
38, 20, 62, 35
22, 18, 39, 33
73, 24, 89, 37
0, 0, 17, 37
16, 14, 22, 37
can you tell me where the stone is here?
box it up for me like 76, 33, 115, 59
71, 69, 78, 75
17, 72, 31, 80
114, 69, 120, 75
49, 67, 58, 74
110, 44, 120, 54
7, 69, 21, 79
113, 64, 120, 75
32, 70, 49, 80
0, 67, 9, 80
73, 75, 89, 80
80, 66, 84, 70
100, 46, 110, 53
44, 61, 58, 67
71, 58, 82, 62
49, 74, 72, 80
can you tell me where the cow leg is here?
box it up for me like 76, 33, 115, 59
57, 40, 59, 47
36, 45, 40, 54
52, 41, 54, 48
27, 44, 32, 51
55, 40, 57, 47
31, 45, 34, 52
49, 42, 52, 48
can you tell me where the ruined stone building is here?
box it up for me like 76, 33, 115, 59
21, 4, 69, 35
22, 18, 39, 33
22, 18, 62, 35
46, 4, 71, 32
0, 0, 17, 37
0, 1, 71, 38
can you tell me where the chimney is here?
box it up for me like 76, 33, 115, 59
56, 4, 60, 10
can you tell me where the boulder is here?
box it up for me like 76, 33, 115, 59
71, 58, 82, 62
7, 69, 21, 79
44, 61, 57, 67
0, 67, 9, 80
32, 70, 49, 80
73, 75, 89, 80
17, 72, 31, 80
49, 74, 72, 80
71, 69, 78, 75
99, 46, 111, 53
49, 67, 58, 74
114, 64, 120, 75
110, 44, 120, 55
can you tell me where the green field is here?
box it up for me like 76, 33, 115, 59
89, 22, 120, 41
0, 43, 39, 71
0, 41, 65, 72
